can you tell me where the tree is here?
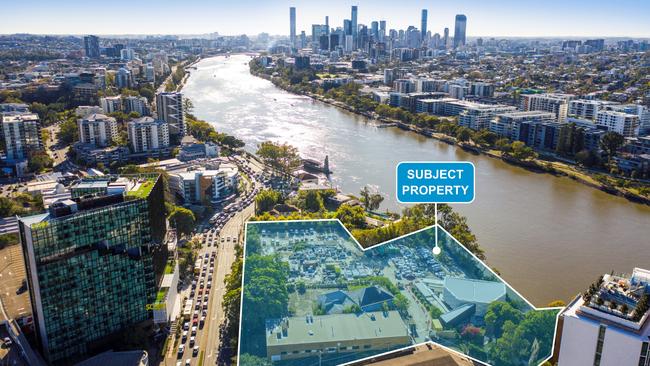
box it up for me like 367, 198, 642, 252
255, 189, 281, 214
28, 151, 53, 173
57, 118, 79, 144
239, 354, 272, 366
455, 127, 472, 143
296, 280, 306, 294
510, 141, 537, 161
256, 141, 301, 175
575, 149, 600, 167
495, 138, 512, 154
600, 131, 625, 163
335, 204, 366, 228
303, 190, 324, 212
485, 301, 524, 338
168, 206, 196, 235
359, 186, 385, 212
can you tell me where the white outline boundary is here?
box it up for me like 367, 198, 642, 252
395, 161, 476, 204
236, 218, 564, 366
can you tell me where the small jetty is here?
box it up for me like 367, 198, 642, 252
302, 155, 331, 174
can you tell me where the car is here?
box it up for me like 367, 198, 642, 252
202, 309, 207, 316
191, 326, 197, 335
189, 336, 195, 347
185, 359, 191, 366
177, 344, 185, 358
193, 346, 199, 357
182, 330, 188, 342
183, 322, 190, 330
207, 281, 212, 289
204, 294, 208, 301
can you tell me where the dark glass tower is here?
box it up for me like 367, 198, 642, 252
19, 174, 166, 363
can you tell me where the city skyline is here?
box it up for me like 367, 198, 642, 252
2, 0, 650, 38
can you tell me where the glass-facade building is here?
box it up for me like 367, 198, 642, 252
19, 174, 166, 363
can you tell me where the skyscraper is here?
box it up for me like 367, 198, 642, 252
371, 21, 379, 40
379, 20, 386, 42
325, 16, 329, 35
19, 175, 166, 363
453, 14, 467, 49
156, 92, 185, 138
443, 27, 450, 49
289, 7, 296, 47
351, 6, 358, 43
421, 9, 428, 42
83, 35, 100, 59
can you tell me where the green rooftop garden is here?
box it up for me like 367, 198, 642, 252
126, 180, 155, 199
155, 287, 169, 304
164, 259, 176, 275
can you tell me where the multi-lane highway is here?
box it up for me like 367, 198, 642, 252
166, 154, 265, 366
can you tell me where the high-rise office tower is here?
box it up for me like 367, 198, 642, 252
344, 19, 352, 36
83, 35, 100, 59
351, 6, 358, 43
379, 20, 386, 42
371, 21, 379, 39
156, 92, 185, 138
325, 16, 329, 35
443, 27, 449, 49
289, 7, 296, 47
421, 9, 428, 42
453, 14, 467, 48
19, 174, 167, 363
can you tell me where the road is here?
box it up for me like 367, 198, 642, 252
165, 154, 264, 366
43, 123, 69, 167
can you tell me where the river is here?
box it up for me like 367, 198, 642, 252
182, 54, 650, 306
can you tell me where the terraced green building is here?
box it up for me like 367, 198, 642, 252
18, 174, 166, 364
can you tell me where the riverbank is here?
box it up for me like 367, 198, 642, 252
253, 72, 650, 206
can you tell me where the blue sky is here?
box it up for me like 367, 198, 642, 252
2, 0, 650, 37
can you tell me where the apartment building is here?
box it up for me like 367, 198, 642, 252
555, 268, 650, 366
155, 92, 185, 138
78, 113, 118, 147
1, 111, 42, 161
596, 110, 640, 137
127, 117, 170, 153
520, 93, 573, 123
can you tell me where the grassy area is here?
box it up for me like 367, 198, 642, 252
164, 260, 175, 275
126, 180, 154, 199
155, 288, 168, 303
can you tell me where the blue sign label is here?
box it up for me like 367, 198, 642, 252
396, 161, 475, 204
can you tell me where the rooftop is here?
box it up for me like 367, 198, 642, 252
578, 268, 650, 327
444, 277, 506, 304
266, 311, 408, 347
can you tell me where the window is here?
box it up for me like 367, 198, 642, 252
593, 325, 606, 366
640, 342, 649, 366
